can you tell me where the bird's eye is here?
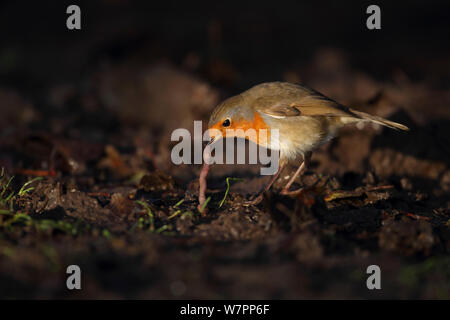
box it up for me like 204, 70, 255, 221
222, 119, 231, 127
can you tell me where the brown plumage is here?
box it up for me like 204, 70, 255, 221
199, 81, 408, 207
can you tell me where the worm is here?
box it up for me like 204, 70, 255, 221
198, 144, 212, 210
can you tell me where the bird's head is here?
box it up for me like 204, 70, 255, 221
207, 95, 269, 145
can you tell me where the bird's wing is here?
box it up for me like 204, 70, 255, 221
248, 83, 408, 131
252, 84, 359, 119
256, 102, 302, 118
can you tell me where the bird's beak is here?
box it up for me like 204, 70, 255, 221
207, 132, 222, 146
206, 125, 224, 146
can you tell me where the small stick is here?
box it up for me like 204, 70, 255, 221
87, 192, 111, 198
16, 169, 56, 177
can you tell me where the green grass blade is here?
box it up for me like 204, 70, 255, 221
0, 176, 14, 199
198, 196, 211, 214
135, 200, 154, 231
168, 209, 181, 220
18, 177, 43, 196
173, 199, 184, 208
219, 177, 245, 208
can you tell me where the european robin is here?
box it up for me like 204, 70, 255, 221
198, 82, 408, 207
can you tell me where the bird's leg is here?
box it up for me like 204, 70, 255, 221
246, 163, 283, 205
280, 152, 311, 195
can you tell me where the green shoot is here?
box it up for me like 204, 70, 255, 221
1, 169, 43, 212
181, 211, 193, 219
168, 209, 181, 220
219, 177, 245, 208
18, 177, 43, 196
3, 213, 32, 228
0, 176, 13, 196
135, 200, 155, 231
167, 199, 185, 219
155, 225, 169, 234
173, 199, 184, 208
102, 229, 112, 239
198, 196, 211, 214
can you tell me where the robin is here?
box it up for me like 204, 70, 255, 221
198, 82, 408, 207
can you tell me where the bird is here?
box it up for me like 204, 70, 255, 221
198, 81, 408, 206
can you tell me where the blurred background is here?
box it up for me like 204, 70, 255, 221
0, 0, 449, 299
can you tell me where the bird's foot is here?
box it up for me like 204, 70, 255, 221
245, 187, 305, 205
280, 187, 304, 196
243, 193, 265, 206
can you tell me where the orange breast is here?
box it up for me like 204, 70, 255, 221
210, 112, 271, 146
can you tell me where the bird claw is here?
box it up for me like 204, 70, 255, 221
243, 194, 264, 206
280, 187, 304, 196
244, 187, 305, 206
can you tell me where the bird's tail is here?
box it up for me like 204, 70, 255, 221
349, 109, 409, 131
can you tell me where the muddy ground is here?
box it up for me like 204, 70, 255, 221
0, 1, 449, 299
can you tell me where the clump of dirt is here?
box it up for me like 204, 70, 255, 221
379, 218, 435, 256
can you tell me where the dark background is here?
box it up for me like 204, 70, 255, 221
2, 1, 450, 89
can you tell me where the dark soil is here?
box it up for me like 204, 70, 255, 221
0, 1, 449, 299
